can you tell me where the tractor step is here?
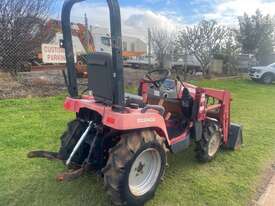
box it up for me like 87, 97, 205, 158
27, 151, 60, 160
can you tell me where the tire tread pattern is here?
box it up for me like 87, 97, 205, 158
103, 129, 166, 206
195, 121, 220, 163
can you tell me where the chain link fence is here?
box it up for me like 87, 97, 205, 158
0, 17, 50, 73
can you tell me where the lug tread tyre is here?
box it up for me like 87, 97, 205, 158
58, 119, 89, 166
103, 129, 166, 206
195, 121, 221, 163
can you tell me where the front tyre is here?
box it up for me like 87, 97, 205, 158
103, 130, 167, 206
195, 121, 222, 163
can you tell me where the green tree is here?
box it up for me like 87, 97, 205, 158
215, 29, 241, 75
238, 10, 274, 65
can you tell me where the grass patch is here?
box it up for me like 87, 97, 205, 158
1, 79, 275, 206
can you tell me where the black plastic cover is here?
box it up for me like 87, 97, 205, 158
224, 123, 243, 150
87, 53, 114, 104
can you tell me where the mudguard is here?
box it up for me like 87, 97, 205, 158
64, 97, 170, 142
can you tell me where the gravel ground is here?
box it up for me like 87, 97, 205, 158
0, 68, 146, 99
0, 68, 243, 99
0, 72, 67, 99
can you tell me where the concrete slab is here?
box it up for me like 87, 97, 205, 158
257, 175, 275, 206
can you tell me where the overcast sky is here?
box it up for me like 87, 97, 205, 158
52, 0, 275, 40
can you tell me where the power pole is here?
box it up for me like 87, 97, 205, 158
148, 28, 152, 67
84, 13, 89, 52
184, 47, 188, 81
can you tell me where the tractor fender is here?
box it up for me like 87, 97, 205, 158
102, 107, 169, 141
64, 97, 170, 143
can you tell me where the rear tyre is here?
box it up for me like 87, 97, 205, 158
195, 121, 222, 163
103, 129, 167, 206
58, 119, 90, 166
261, 73, 273, 84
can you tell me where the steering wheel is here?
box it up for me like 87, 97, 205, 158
142, 69, 171, 88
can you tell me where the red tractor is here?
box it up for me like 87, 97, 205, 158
28, 0, 243, 205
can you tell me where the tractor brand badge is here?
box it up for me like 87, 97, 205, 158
137, 118, 156, 123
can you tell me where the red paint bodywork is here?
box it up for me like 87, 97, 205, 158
64, 96, 170, 143
64, 82, 232, 147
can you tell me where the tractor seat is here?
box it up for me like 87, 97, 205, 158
125, 93, 146, 108
125, 94, 165, 117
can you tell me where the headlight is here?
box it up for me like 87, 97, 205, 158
255, 69, 262, 73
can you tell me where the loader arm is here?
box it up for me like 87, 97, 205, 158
204, 88, 231, 144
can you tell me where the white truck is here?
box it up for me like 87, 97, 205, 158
125, 57, 157, 69
249, 63, 275, 84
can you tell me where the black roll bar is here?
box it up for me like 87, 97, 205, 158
61, 0, 125, 105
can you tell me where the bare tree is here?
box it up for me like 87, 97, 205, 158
150, 28, 176, 69
0, 0, 53, 74
178, 20, 227, 76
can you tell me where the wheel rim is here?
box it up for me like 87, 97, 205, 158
208, 132, 221, 157
129, 148, 161, 197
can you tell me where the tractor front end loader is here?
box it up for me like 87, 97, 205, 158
28, 0, 243, 205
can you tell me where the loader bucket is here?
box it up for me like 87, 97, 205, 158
224, 123, 243, 150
